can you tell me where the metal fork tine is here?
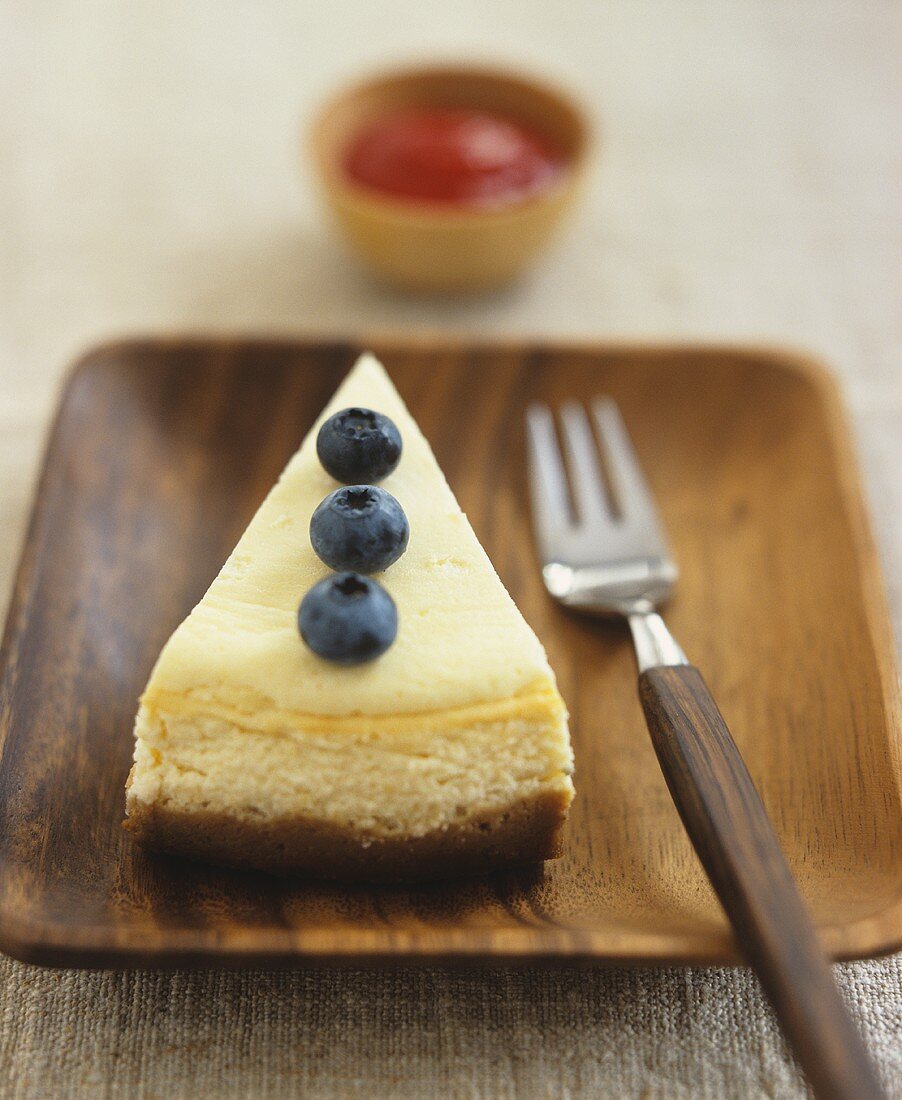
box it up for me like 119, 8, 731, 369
526, 396, 678, 610
592, 398, 668, 545
526, 403, 572, 543
559, 402, 608, 522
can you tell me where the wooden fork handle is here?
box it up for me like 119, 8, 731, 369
638, 665, 883, 1100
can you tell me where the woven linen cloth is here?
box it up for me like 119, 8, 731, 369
1, 1, 900, 1097
0, 962, 899, 1099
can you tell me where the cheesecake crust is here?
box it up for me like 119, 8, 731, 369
123, 786, 571, 883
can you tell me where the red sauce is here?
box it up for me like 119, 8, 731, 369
343, 107, 565, 209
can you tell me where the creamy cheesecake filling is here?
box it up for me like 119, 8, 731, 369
128, 691, 572, 839
142, 353, 555, 718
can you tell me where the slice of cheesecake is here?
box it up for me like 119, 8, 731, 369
125, 353, 573, 881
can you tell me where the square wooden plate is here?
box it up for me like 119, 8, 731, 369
0, 339, 899, 969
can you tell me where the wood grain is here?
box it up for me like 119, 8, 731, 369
639, 665, 883, 1100
0, 337, 898, 969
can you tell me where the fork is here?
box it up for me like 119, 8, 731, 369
526, 398, 883, 1100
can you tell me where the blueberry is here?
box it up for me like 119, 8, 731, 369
298, 572, 397, 664
316, 407, 402, 483
310, 485, 409, 573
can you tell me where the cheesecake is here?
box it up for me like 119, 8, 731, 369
125, 353, 574, 881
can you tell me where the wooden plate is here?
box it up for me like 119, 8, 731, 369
0, 339, 899, 969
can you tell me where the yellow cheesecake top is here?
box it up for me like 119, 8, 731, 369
142, 354, 559, 717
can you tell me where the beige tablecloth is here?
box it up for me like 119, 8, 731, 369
2, 2, 900, 1096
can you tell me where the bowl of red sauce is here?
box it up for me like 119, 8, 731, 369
310, 64, 590, 291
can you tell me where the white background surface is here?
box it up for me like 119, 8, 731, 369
1, 2, 900, 1096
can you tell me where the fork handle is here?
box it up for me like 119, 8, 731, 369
639, 665, 883, 1100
